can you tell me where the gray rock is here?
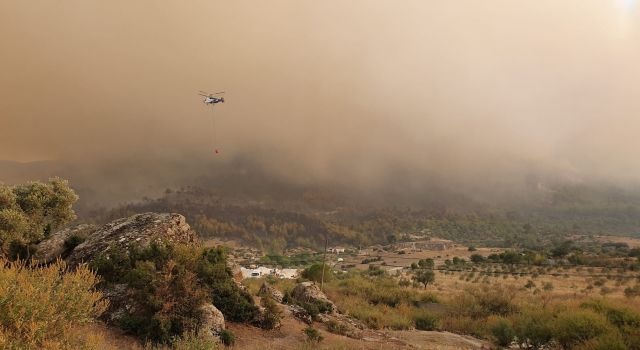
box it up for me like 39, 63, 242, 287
291, 281, 335, 313
200, 303, 225, 336
66, 212, 197, 267
287, 304, 312, 324
259, 282, 284, 303
33, 224, 97, 264
227, 261, 244, 282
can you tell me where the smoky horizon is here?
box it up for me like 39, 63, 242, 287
2, 1, 640, 192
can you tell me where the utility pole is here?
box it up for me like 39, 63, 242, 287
320, 235, 328, 291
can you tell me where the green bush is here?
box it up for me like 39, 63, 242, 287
580, 300, 640, 349
415, 313, 439, 331
326, 320, 350, 335
301, 263, 333, 283
260, 296, 283, 329
91, 244, 258, 344
574, 333, 628, 350
489, 317, 515, 347
0, 178, 78, 256
63, 234, 85, 252
304, 327, 323, 344
219, 329, 235, 347
553, 310, 614, 349
511, 308, 555, 349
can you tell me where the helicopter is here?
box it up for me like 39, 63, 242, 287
198, 90, 225, 105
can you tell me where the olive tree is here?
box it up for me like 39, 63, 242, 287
0, 178, 78, 256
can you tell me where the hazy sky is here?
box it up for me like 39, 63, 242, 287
1, 1, 639, 186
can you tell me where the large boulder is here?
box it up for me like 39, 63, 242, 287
33, 224, 97, 263
291, 281, 335, 314
66, 212, 197, 267
200, 303, 225, 336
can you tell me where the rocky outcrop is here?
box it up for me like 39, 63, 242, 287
200, 303, 225, 336
291, 282, 335, 313
287, 304, 313, 324
227, 261, 244, 282
259, 282, 284, 303
66, 212, 197, 267
33, 224, 97, 263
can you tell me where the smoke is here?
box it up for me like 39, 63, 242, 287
2, 0, 640, 197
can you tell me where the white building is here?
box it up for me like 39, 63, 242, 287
240, 266, 299, 279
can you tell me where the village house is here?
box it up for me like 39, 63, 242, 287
240, 266, 299, 279
328, 246, 346, 254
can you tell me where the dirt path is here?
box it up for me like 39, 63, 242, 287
228, 310, 491, 350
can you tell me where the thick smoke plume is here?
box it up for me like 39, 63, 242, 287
2, 1, 640, 201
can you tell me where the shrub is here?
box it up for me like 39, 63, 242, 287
0, 259, 107, 349
624, 284, 640, 298
581, 300, 640, 349
0, 178, 78, 255
219, 329, 235, 347
260, 296, 283, 329
552, 310, 614, 349
63, 234, 86, 252
91, 244, 258, 343
573, 333, 628, 350
452, 285, 517, 319
488, 316, 515, 347
511, 308, 555, 349
172, 332, 218, 350
415, 313, 439, 331
304, 327, 323, 344
301, 263, 333, 283
326, 320, 349, 335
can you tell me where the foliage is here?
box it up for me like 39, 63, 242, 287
418, 258, 434, 269
488, 316, 515, 347
414, 313, 439, 331
413, 269, 435, 289
0, 178, 78, 256
0, 259, 107, 349
450, 285, 517, 319
63, 234, 86, 252
303, 327, 323, 344
301, 263, 333, 283
91, 243, 257, 343
624, 284, 640, 298
260, 296, 283, 330
326, 320, 350, 336
171, 332, 218, 350
552, 310, 615, 349
196, 247, 260, 323
219, 330, 235, 347
511, 308, 555, 349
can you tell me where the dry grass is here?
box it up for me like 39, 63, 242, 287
0, 259, 108, 349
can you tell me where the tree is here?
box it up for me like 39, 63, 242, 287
302, 263, 333, 283
0, 178, 78, 257
418, 258, 434, 269
551, 240, 573, 258
470, 254, 485, 264
413, 269, 435, 289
